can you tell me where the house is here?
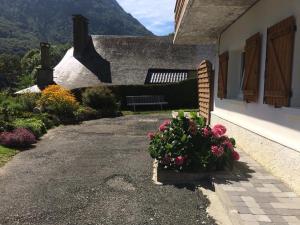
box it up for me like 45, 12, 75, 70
174, 0, 300, 194
17, 15, 215, 93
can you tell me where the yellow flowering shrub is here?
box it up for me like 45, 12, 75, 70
39, 85, 79, 117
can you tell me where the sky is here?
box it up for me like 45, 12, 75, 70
116, 0, 176, 36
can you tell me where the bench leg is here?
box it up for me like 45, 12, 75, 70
133, 105, 136, 112
160, 104, 163, 110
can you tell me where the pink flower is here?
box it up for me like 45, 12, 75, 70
159, 120, 171, 132
175, 156, 185, 166
212, 124, 227, 137
202, 127, 211, 137
189, 120, 197, 135
232, 150, 240, 161
159, 124, 167, 132
223, 140, 234, 150
163, 120, 171, 126
211, 145, 224, 157
147, 132, 155, 140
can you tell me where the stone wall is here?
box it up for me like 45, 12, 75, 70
211, 113, 300, 195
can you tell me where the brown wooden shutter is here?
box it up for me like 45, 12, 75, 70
218, 52, 229, 99
243, 33, 262, 103
264, 16, 296, 107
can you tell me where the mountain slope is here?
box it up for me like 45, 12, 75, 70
0, 0, 153, 54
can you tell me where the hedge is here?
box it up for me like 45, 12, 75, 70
73, 78, 198, 110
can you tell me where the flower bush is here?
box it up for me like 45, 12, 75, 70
0, 128, 37, 148
148, 112, 239, 171
13, 118, 47, 138
38, 85, 79, 119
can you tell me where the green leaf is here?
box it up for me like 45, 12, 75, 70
181, 134, 187, 142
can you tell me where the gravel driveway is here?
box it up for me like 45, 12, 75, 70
0, 114, 216, 225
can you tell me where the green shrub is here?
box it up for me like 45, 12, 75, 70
16, 93, 40, 112
75, 106, 99, 122
0, 120, 14, 132
13, 118, 47, 138
31, 113, 61, 129
75, 79, 198, 110
82, 86, 118, 112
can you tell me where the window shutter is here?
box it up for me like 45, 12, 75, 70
264, 16, 296, 107
243, 33, 262, 103
218, 52, 229, 99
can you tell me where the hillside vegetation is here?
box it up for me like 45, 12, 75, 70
0, 0, 153, 54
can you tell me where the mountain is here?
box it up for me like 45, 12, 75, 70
0, 0, 153, 55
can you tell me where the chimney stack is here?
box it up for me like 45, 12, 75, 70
37, 42, 54, 89
73, 15, 89, 57
40, 42, 51, 69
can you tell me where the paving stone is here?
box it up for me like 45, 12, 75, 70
268, 215, 289, 223
283, 216, 300, 223
236, 206, 252, 214
273, 192, 298, 198
249, 207, 265, 215
214, 149, 300, 225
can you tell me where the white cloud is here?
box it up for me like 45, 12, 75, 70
116, 0, 176, 35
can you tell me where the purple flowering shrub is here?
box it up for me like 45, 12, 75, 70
148, 112, 239, 171
0, 128, 37, 148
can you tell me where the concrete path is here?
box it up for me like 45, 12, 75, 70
0, 114, 216, 225
213, 151, 300, 225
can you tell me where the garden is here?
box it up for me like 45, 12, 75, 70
0, 84, 119, 166
148, 112, 239, 173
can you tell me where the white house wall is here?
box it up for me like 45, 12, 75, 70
214, 0, 300, 153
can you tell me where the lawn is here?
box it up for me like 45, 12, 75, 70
0, 146, 18, 167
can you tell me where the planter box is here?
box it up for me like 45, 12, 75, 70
152, 160, 212, 185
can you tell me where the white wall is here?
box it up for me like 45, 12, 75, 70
214, 0, 300, 152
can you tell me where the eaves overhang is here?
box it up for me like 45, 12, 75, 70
174, 0, 259, 45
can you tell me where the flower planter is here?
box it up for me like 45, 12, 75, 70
148, 113, 239, 185
152, 160, 211, 185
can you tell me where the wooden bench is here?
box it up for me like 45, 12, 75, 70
126, 95, 168, 111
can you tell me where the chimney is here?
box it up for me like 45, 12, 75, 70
73, 15, 89, 57
37, 42, 53, 89
40, 42, 51, 69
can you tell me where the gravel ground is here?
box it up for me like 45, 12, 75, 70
0, 114, 216, 225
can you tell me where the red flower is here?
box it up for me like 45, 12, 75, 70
212, 124, 227, 137
147, 132, 155, 140
211, 145, 224, 157
202, 127, 211, 137
223, 140, 234, 150
175, 156, 185, 166
232, 150, 240, 161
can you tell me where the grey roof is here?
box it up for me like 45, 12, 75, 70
18, 36, 216, 92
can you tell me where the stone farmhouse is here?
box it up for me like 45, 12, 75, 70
174, 0, 300, 194
18, 15, 215, 93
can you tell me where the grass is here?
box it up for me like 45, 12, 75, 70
122, 108, 198, 116
0, 145, 18, 167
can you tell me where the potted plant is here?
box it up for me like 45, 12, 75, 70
148, 112, 239, 184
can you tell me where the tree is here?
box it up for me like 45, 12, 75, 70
0, 54, 21, 89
